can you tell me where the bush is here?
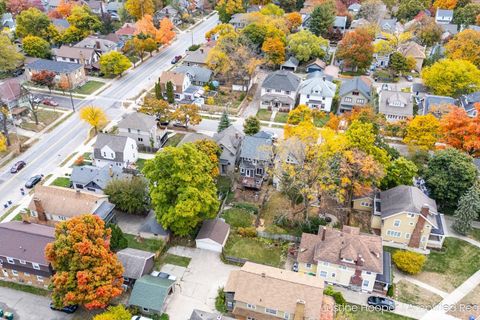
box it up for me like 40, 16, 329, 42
324, 285, 346, 306
387, 284, 394, 297
392, 250, 426, 275
104, 177, 150, 215
108, 223, 128, 251
74, 155, 84, 166
300, 216, 327, 234
215, 287, 227, 313
238, 226, 257, 237
264, 224, 288, 234
233, 202, 259, 214
188, 44, 201, 51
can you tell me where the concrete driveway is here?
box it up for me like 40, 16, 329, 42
165, 246, 239, 320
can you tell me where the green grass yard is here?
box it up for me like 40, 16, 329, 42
469, 227, 480, 242
50, 177, 71, 188
256, 109, 273, 121
136, 158, 147, 171
155, 253, 191, 269
164, 133, 185, 147
274, 112, 289, 123
222, 208, 254, 228
124, 234, 165, 253
0, 279, 49, 296
345, 304, 414, 320
73, 81, 105, 95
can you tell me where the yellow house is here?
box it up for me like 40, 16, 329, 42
372, 185, 446, 251
297, 226, 391, 294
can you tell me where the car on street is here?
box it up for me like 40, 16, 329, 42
171, 55, 182, 64
49, 302, 78, 314
25, 174, 43, 188
32, 96, 42, 104
12, 69, 24, 77
406, 75, 413, 82
42, 98, 59, 106
10, 161, 26, 173
367, 296, 396, 310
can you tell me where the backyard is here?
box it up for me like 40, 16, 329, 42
222, 208, 255, 228
124, 234, 165, 253
164, 133, 185, 147
73, 81, 105, 95
50, 176, 71, 188
19, 109, 62, 132
394, 280, 442, 309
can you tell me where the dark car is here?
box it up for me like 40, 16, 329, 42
292, 262, 298, 272
367, 296, 396, 310
12, 69, 24, 77
171, 55, 182, 64
50, 302, 78, 314
25, 174, 43, 188
42, 98, 59, 106
10, 161, 26, 173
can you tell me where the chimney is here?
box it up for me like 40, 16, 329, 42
95, 40, 101, 49
109, 164, 114, 177
320, 226, 326, 241
421, 204, 429, 217
356, 254, 364, 266
33, 198, 47, 222
293, 300, 305, 320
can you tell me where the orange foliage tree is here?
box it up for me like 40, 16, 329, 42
440, 105, 480, 156
285, 12, 302, 31
48, 0, 76, 18
45, 215, 124, 310
433, 0, 457, 9
261, 37, 285, 66
156, 18, 175, 45
135, 14, 158, 38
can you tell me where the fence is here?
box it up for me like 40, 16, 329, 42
256, 231, 300, 243
222, 253, 248, 265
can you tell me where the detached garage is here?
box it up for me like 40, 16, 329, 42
195, 219, 231, 252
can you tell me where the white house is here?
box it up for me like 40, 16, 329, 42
118, 112, 167, 149
260, 70, 301, 112
435, 9, 453, 24
298, 71, 337, 112
195, 219, 230, 252
93, 133, 138, 168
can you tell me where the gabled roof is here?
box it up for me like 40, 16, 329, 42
75, 36, 117, 52
240, 136, 273, 161
379, 90, 413, 117
117, 248, 155, 280
173, 65, 213, 83
52, 18, 70, 30
26, 59, 83, 74
140, 211, 170, 237
436, 9, 453, 18
299, 71, 336, 98
115, 22, 137, 36
339, 76, 371, 98
190, 310, 235, 320
183, 43, 213, 64
423, 94, 456, 114
261, 70, 301, 92
196, 219, 230, 245
213, 125, 244, 156
398, 42, 426, 59
118, 112, 157, 132
93, 134, 132, 163
380, 185, 438, 217
348, 3, 361, 10
0, 79, 22, 104
70, 164, 126, 189
334, 16, 347, 28
53, 45, 95, 60
229, 13, 250, 25
178, 133, 213, 145
129, 275, 175, 312
282, 56, 299, 68
306, 58, 326, 70
160, 70, 186, 87
459, 91, 480, 114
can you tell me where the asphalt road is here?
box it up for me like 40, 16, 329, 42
0, 14, 219, 217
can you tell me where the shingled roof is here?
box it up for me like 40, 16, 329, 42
196, 219, 230, 245
261, 70, 301, 92
26, 59, 82, 74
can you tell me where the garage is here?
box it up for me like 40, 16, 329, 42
195, 219, 230, 253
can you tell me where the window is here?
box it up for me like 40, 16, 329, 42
247, 304, 256, 310
31, 211, 37, 217
387, 230, 401, 238
137, 129, 140, 134
275, 89, 281, 93
319, 271, 327, 278
103, 152, 106, 157
409, 222, 414, 226
143, 308, 150, 312
323, 262, 330, 266
284, 313, 290, 320
32, 263, 40, 270
405, 233, 411, 239
362, 280, 370, 287
407, 213, 415, 218
352, 91, 359, 96
265, 308, 277, 315
331, 272, 336, 278
138, 137, 143, 142
286, 91, 291, 95
6, 257, 14, 264
2, 269, 8, 278
11, 270, 18, 276
256, 168, 263, 175
19, 260, 26, 264
247, 317, 255, 320
393, 220, 401, 227
356, 99, 365, 104
306, 263, 312, 269
266, 89, 271, 93
339, 265, 347, 270
111, 153, 114, 158
37, 275, 43, 282
344, 97, 352, 103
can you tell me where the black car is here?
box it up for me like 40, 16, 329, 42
50, 302, 78, 314
367, 296, 396, 310
25, 174, 43, 188
12, 69, 24, 77
10, 161, 26, 173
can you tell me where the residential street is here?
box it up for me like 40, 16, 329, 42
0, 13, 219, 216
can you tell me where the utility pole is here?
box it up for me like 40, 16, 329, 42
68, 78, 75, 112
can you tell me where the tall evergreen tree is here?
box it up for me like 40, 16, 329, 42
154, 81, 163, 100
452, 180, 480, 235
166, 81, 174, 104
218, 110, 231, 132
308, 0, 336, 37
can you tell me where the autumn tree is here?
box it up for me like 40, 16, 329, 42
156, 18, 175, 45
389, 51, 411, 75
139, 97, 170, 122
287, 30, 328, 62
15, 8, 57, 40
142, 144, 219, 236
125, 0, 154, 20
171, 104, 201, 128
194, 139, 222, 178
99, 51, 132, 77
422, 59, 480, 97
0, 107, 10, 147
45, 215, 124, 309
336, 28, 374, 72
454, 3, 480, 26
357, 0, 383, 22
244, 116, 261, 135
440, 106, 480, 156
260, 3, 284, 15
375, 31, 412, 56
452, 180, 480, 235
93, 305, 132, 320
104, 177, 150, 215
135, 14, 157, 38
287, 104, 313, 125
0, 35, 24, 73
396, 0, 427, 21
284, 120, 319, 144
409, 16, 442, 47
262, 37, 285, 66
346, 120, 390, 166
285, 12, 302, 31
31, 70, 56, 92
381, 157, 418, 189
403, 114, 440, 151
79, 105, 107, 134
216, 0, 244, 23
445, 30, 480, 68
433, 0, 457, 9
6, 0, 43, 16
308, 0, 336, 37
218, 110, 231, 132
49, 0, 76, 18
22, 35, 51, 58
0, 133, 6, 152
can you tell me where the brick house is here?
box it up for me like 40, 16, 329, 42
25, 59, 86, 89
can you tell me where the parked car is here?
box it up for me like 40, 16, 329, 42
406, 75, 413, 82
32, 96, 42, 104
173, 121, 187, 128
12, 69, 24, 77
292, 262, 298, 272
49, 302, 78, 314
10, 161, 26, 173
367, 296, 396, 310
131, 316, 153, 320
171, 55, 182, 64
42, 98, 59, 106
25, 174, 43, 188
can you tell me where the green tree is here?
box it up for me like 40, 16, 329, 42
142, 144, 219, 236
67, 5, 102, 34
107, 224, 128, 252
93, 305, 132, 320
425, 148, 477, 213
241, 23, 267, 47
243, 116, 261, 135
99, 51, 132, 77
216, 0, 244, 23
15, 8, 56, 40
381, 157, 418, 189
397, 0, 428, 21
61, 25, 88, 44
104, 177, 150, 215
278, 0, 297, 12
286, 30, 328, 62
154, 81, 163, 100
346, 120, 390, 167
22, 35, 51, 58
452, 180, 480, 235
308, 0, 336, 37
454, 3, 480, 26
0, 35, 24, 72
260, 3, 285, 15
218, 110, 231, 132
139, 97, 170, 122
166, 81, 174, 103
389, 51, 409, 75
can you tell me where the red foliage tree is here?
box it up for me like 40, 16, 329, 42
6, 0, 44, 15
31, 70, 56, 91
440, 105, 480, 156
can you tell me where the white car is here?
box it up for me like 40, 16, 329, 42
131, 316, 153, 320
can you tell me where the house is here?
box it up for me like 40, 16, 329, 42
371, 185, 447, 251
422, 94, 456, 116
159, 70, 193, 101
0, 79, 27, 113
260, 70, 301, 112
117, 248, 155, 286
338, 76, 371, 113
372, 39, 391, 68
93, 133, 138, 168
128, 275, 175, 315
195, 218, 231, 252
352, 193, 374, 212
1, 13, 15, 30
25, 59, 86, 88
173, 65, 213, 86
348, 3, 361, 14
298, 71, 337, 112
229, 13, 250, 29
333, 16, 348, 32
107, 0, 123, 13
306, 59, 326, 73
281, 57, 299, 72
213, 126, 244, 175
27, 185, 116, 225
239, 133, 273, 189
378, 19, 403, 35
435, 9, 453, 24
398, 42, 426, 72
183, 43, 214, 67
378, 90, 413, 121
53, 45, 98, 69
71, 164, 126, 193
272, 137, 306, 190
139, 211, 171, 241
115, 22, 137, 38
324, 65, 340, 79
297, 225, 391, 293
75, 36, 118, 56
0, 222, 55, 289
84, 0, 106, 15
154, 5, 181, 25
412, 83, 428, 99
190, 310, 235, 320
459, 91, 480, 117
224, 262, 332, 320
350, 18, 370, 30
118, 112, 167, 150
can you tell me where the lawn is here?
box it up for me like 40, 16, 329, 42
256, 109, 273, 121
124, 234, 165, 253
73, 81, 105, 95
19, 109, 62, 132
155, 253, 191, 269
164, 133, 185, 147
0, 134, 29, 157
344, 304, 414, 320
394, 280, 442, 309
223, 234, 286, 268
469, 227, 480, 242
261, 191, 292, 226
0, 279, 49, 296
0, 205, 19, 222
50, 177, 71, 188
222, 208, 254, 228
447, 284, 480, 319
136, 158, 148, 171
274, 112, 289, 123
216, 175, 232, 196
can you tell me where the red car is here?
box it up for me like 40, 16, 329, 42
42, 98, 59, 106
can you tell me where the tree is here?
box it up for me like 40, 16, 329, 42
0, 35, 24, 73
194, 139, 222, 178
454, 3, 480, 26
156, 18, 175, 45
241, 23, 268, 47
22, 35, 51, 58
286, 30, 327, 62
403, 114, 440, 151
452, 180, 480, 235
440, 106, 480, 156
0, 133, 6, 152
93, 305, 131, 320
99, 51, 132, 77
345, 120, 390, 166
433, 0, 457, 9
425, 148, 477, 213
139, 97, 170, 122
0, 107, 10, 147
287, 104, 313, 125
374, 31, 412, 56
6, 0, 43, 16
104, 177, 150, 215
15, 8, 55, 40
389, 51, 409, 75
142, 144, 219, 236
31, 70, 56, 92
67, 5, 102, 34
218, 110, 231, 132
285, 12, 302, 30
216, 0, 244, 23
336, 28, 374, 71
49, 0, 76, 18
357, 0, 384, 22
261, 37, 285, 66
154, 81, 163, 100
61, 25, 88, 43
125, 0, 154, 20
135, 14, 157, 38
308, 0, 336, 37
397, 0, 428, 21
243, 116, 260, 135
278, 0, 297, 12
171, 104, 201, 128
107, 224, 128, 252
260, 3, 284, 15
381, 157, 418, 189
421, 59, 480, 97
79, 105, 107, 134
410, 16, 442, 47
166, 81, 174, 103
392, 250, 426, 275
284, 120, 319, 144
445, 30, 480, 68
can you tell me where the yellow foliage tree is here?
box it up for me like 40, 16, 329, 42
284, 120, 319, 145
262, 37, 285, 66
156, 18, 175, 45
403, 114, 441, 151
79, 106, 107, 135
433, 0, 457, 9
0, 133, 6, 152
374, 31, 413, 55
445, 29, 480, 68
125, 0, 154, 20
285, 12, 302, 31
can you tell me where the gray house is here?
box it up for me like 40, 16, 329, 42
260, 70, 301, 112
459, 92, 480, 117
71, 165, 126, 193
239, 133, 273, 190
229, 13, 250, 29
118, 112, 167, 150
281, 57, 299, 72
422, 95, 456, 117
378, 90, 413, 122
117, 248, 155, 286
338, 77, 371, 113
173, 65, 213, 86
213, 126, 244, 176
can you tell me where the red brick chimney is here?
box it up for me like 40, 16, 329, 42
408, 205, 429, 248
33, 198, 47, 222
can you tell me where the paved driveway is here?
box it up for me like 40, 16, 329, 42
165, 246, 239, 320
